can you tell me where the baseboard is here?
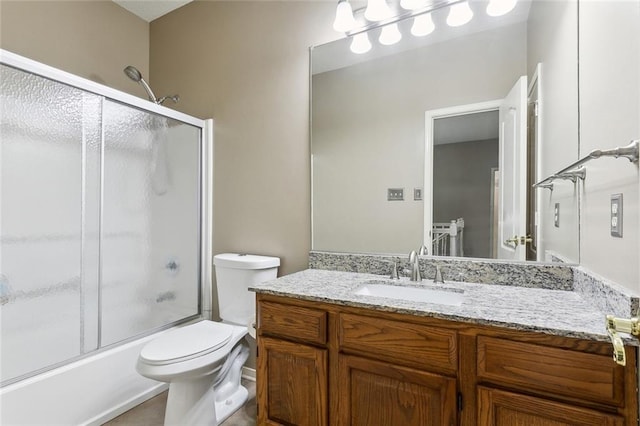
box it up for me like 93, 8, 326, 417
242, 366, 256, 381
83, 383, 169, 426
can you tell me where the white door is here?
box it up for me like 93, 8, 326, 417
497, 76, 528, 260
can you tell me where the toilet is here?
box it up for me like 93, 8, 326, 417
136, 253, 280, 426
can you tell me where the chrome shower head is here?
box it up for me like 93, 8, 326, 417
123, 65, 179, 105
123, 65, 157, 103
123, 65, 142, 82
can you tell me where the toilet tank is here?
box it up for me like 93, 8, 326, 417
213, 253, 280, 326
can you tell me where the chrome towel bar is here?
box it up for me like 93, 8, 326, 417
533, 140, 639, 188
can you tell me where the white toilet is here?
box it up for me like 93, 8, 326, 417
136, 253, 280, 426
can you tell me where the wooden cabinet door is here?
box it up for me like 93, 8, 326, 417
337, 354, 457, 426
477, 386, 624, 426
257, 336, 328, 426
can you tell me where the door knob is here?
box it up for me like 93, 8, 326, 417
504, 235, 532, 246
504, 236, 519, 246
520, 235, 533, 245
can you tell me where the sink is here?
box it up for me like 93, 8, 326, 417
354, 283, 464, 306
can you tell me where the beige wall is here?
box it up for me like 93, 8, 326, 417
527, 0, 579, 263
579, 1, 640, 291
150, 1, 337, 281
0, 0, 149, 96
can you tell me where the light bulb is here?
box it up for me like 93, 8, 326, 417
400, 0, 424, 11
350, 33, 372, 54
447, 1, 473, 27
411, 14, 435, 37
333, 0, 357, 32
379, 23, 402, 45
486, 0, 517, 17
364, 0, 393, 22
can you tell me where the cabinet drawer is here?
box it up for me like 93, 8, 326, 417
477, 336, 624, 406
338, 313, 457, 375
258, 301, 327, 345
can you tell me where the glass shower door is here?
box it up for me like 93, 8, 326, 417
0, 64, 101, 383
1, 62, 204, 385
100, 100, 201, 347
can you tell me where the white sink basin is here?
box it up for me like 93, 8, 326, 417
354, 283, 464, 306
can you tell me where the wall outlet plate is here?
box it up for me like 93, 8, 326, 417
554, 203, 560, 228
414, 188, 422, 201
387, 188, 404, 201
611, 193, 623, 237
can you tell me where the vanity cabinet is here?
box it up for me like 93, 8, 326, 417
256, 294, 638, 425
257, 300, 328, 426
473, 335, 631, 425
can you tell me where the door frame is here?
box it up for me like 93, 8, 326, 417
527, 63, 543, 261
424, 100, 502, 253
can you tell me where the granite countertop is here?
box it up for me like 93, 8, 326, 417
250, 268, 623, 344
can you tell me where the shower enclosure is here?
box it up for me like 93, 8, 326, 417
0, 49, 213, 424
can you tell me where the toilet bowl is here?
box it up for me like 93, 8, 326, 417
136, 253, 280, 426
137, 320, 249, 425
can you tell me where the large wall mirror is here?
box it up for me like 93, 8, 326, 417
311, 0, 580, 263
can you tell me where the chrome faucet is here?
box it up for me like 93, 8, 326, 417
433, 265, 445, 284
408, 251, 422, 282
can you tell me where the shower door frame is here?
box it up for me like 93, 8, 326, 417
0, 49, 214, 385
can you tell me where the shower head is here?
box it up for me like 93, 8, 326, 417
123, 65, 157, 103
124, 65, 142, 82
123, 65, 180, 106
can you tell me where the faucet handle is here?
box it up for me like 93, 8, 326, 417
418, 244, 428, 255
433, 265, 444, 284
390, 261, 400, 280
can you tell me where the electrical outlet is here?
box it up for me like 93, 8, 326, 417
611, 193, 623, 237
387, 188, 404, 201
554, 203, 560, 228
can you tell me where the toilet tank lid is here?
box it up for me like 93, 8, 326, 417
214, 253, 280, 269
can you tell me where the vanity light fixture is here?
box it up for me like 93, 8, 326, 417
338, 0, 518, 55
333, 0, 357, 32
447, 1, 473, 27
411, 13, 435, 37
350, 32, 373, 54
379, 23, 402, 45
364, 0, 393, 22
486, 0, 517, 17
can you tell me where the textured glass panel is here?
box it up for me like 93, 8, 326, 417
0, 65, 99, 382
100, 100, 200, 347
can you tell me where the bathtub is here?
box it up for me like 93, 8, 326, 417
0, 330, 171, 425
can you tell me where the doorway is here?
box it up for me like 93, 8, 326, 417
424, 100, 501, 258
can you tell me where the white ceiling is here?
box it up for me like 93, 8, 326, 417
113, 0, 194, 22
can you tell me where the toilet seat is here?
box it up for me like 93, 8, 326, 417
140, 321, 234, 366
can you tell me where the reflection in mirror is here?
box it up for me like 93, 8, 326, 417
311, 0, 579, 263
432, 110, 498, 259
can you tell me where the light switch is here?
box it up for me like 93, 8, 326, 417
414, 188, 422, 201
387, 188, 404, 201
554, 203, 560, 228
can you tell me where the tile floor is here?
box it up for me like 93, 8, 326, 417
103, 379, 256, 426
